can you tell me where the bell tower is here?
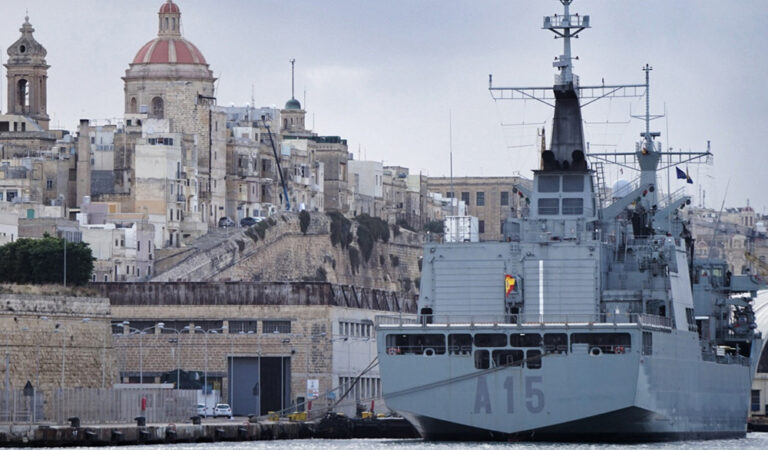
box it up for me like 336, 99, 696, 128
5, 15, 50, 130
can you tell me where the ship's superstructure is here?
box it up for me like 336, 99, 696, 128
376, 0, 764, 441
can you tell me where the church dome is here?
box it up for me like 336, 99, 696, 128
132, 38, 207, 65
285, 98, 302, 110
125, 0, 213, 81
159, 0, 180, 14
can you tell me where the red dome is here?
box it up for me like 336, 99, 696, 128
159, 1, 180, 14
132, 38, 207, 65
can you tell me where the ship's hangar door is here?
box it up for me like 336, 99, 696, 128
228, 357, 291, 416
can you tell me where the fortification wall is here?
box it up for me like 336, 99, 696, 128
0, 292, 118, 398
153, 212, 424, 295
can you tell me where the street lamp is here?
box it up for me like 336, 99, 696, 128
123, 322, 157, 385
194, 325, 227, 408
157, 322, 189, 390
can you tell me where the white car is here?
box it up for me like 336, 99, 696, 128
213, 403, 232, 418
196, 403, 207, 417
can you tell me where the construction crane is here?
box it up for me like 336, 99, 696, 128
261, 116, 291, 211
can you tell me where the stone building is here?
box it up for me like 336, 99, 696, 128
96, 281, 415, 417
427, 176, 530, 241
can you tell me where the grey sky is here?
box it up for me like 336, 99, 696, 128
2, 1, 766, 212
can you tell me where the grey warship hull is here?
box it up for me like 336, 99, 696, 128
378, 323, 752, 441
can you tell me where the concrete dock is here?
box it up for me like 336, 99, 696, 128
0, 414, 418, 446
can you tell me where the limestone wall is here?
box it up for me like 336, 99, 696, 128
152, 212, 424, 295
0, 293, 118, 399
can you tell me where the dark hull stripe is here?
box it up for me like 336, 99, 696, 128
404, 407, 747, 442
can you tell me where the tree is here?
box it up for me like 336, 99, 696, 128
424, 220, 445, 234
0, 235, 94, 285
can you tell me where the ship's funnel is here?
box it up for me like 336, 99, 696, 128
543, 83, 586, 170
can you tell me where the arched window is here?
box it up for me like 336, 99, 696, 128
17, 79, 29, 108
151, 97, 164, 119
172, 18, 176, 30
165, 17, 169, 30
129, 97, 137, 114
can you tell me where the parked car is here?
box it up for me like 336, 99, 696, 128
213, 403, 232, 418
240, 216, 262, 227
218, 216, 235, 228
196, 403, 207, 417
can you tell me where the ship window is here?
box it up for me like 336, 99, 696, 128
537, 198, 559, 215
562, 198, 583, 215
543, 333, 568, 354
538, 175, 559, 193
474, 333, 507, 347
571, 333, 631, 354
642, 331, 652, 355
474, 350, 490, 369
563, 175, 584, 192
448, 334, 473, 354
510, 333, 542, 347
386, 334, 445, 355
492, 349, 524, 367
526, 350, 542, 369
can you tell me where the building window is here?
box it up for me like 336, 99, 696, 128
476, 192, 485, 206
229, 320, 259, 334
192, 321, 223, 332
263, 320, 291, 334
752, 390, 761, 412
446, 191, 454, 198
461, 192, 470, 206
501, 191, 509, 206
129, 97, 137, 114
46, 179, 53, 190
151, 96, 164, 119
479, 220, 485, 234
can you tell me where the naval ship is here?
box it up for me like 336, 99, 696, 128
376, 0, 764, 441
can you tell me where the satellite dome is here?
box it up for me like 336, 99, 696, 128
611, 179, 631, 199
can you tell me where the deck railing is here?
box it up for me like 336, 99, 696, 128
377, 313, 673, 329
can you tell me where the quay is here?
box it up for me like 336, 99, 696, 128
0, 414, 418, 446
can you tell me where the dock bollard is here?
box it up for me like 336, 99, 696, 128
67, 417, 80, 428
214, 427, 225, 440
84, 429, 97, 442
165, 425, 177, 442
237, 426, 249, 440
190, 415, 202, 425
111, 430, 123, 443
135, 416, 146, 427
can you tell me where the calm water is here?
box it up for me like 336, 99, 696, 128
94, 433, 768, 450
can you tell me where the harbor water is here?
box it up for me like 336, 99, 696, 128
87, 433, 768, 449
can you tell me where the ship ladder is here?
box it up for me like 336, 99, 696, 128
592, 161, 607, 209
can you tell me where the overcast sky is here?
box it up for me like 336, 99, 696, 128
1, 1, 766, 213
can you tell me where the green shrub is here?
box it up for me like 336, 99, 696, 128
348, 247, 360, 274
328, 211, 352, 248
299, 210, 311, 234
354, 214, 390, 243
357, 225, 374, 261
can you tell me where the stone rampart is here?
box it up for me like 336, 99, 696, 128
152, 212, 424, 295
